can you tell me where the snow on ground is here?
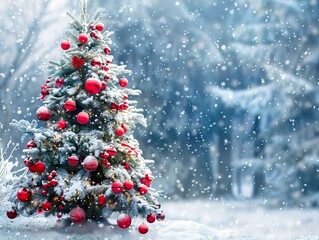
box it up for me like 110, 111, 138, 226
1, 200, 319, 240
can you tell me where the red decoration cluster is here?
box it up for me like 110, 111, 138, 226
71, 56, 85, 69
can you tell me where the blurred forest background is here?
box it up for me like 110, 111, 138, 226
0, 0, 319, 208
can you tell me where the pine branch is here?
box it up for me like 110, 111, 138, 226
80, 0, 88, 25
66, 12, 83, 30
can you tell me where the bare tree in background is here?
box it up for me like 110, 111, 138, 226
0, 0, 66, 147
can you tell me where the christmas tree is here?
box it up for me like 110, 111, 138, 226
7, 0, 164, 234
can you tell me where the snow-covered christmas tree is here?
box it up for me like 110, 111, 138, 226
6, 0, 164, 234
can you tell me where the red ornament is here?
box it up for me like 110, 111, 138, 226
138, 223, 149, 234
101, 81, 107, 90
37, 208, 43, 214
60, 40, 70, 50
6, 210, 17, 219
36, 106, 51, 121
115, 127, 125, 137
41, 202, 52, 211
82, 156, 98, 172
98, 195, 107, 205
42, 190, 47, 195
103, 160, 111, 167
51, 170, 57, 177
64, 99, 76, 111
104, 47, 111, 54
89, 24, 95, 30
107, 147, 117, 157
117, 214, 131, 229
119, 77, 128, 87
57, 212, 62, 218
29, 164, 37, 173
24, 157, 33, 167
42, 182, 48, 188
77, 112, 90, 124
124, 180, 134, 190
139, 184, 148, 195
68, 155, 79, 166
156, 212, 165, 221
35, 161, 46, 173
26, 140, 37, 149
69, 206, 86, 224
121, 124, 128, 133
47, 175, 53, 181
84, 78, 101, 94
90, 31, 99, 39
147, 213, 156, 223
100, 151, 109, 159
123, 162, 130, 170
17, 188, 31, 202
102, 66, 109, 71
95, 22, 104, 31
50, 179, 58, 187
58, 204, 64, 210
71, 56, 85, 69
104, 75, 110, 81
78, 33, 89, 43
111, 181, 123, 194
57, 120, 67, 130
91, 58, 102, 67
141, 174, 152, 187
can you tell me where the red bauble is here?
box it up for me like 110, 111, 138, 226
6, 210, 17, 219
57, 120, 67, 130
102, 66, 109, 71
119, 77, 128, 87
95, 22, 104, 31
47, 175, 53, 180
50, 179, 58, 187
82, 156, 98, 172
64, 99, 76, 111
24, 157, 33, 167
77, 112, 90, 124
42, 182, 48, 188
57, 212, 62, 218
104, 47, 111, 54
156, 212, 165, 221
89, 24, 95, 30
101, 81, 107, 90
51, 170, 57, 177
91, 58, 102, 67
98, 195, 107, 205
41, 202, 52, 211
115, 127, 125, 137
42, 190, 47, 195
29, 164, 37, 173
124, 180, 134, 190
121, 124, 128, 133
104, 75, 110, 81
107, 147, 117, 157
17, 188, 31, 202
26, 140, 37, 149
78, 33, 89, 43
138, 223, 149, 234
147, 213, 156, 223
69, 206, 86, 224
100, 151, 109, 159
112, 181, 123, 194
117, 214, 131, 229
139, 184, 148, 195
84, 78, 101, 94
36, 106, 51, 121
35, 161, 46, 173
61, 40, 70, 50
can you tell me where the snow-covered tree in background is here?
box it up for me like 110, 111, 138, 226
6, 1, 163, 234
209, 0, 319, 203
